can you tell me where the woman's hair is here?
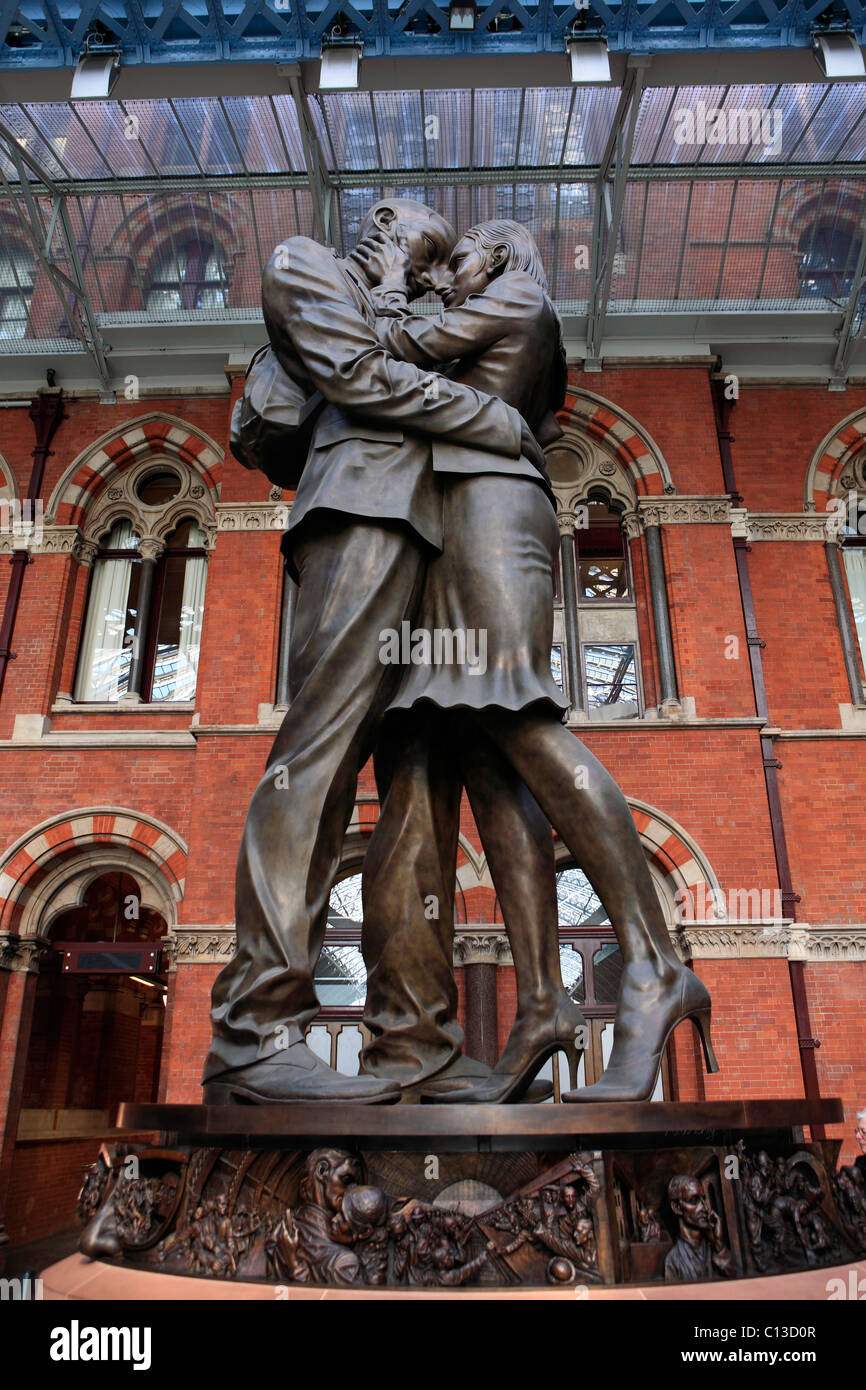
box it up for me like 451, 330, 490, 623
463, 219, 550, 291
464, 219, 566, 417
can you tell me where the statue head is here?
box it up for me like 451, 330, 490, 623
301, 1147, 362, 1212
668, 1175, 710, 1235
442, 219, 549, 310
357, 198, 456, 300
339, 1184, 388, 1238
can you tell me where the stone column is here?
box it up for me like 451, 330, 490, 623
124, 537, 164, 702
556, 508, 585, 717
454, 930, 513, 1068
0, 936, 49, 1272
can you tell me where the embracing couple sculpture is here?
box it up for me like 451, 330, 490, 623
202, 199, 718, 1107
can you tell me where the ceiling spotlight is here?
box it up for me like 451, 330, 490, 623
449, 2, 477, 31
71, 41, 121, 100
811, 28, 865, 77
319, 36, 362, 90
567, 36, 611, 84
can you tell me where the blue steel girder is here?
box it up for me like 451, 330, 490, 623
3, 0, 866, 67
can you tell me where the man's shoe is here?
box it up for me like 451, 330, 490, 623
203, 1042, 401, 1104
417, 1053, 554, 1103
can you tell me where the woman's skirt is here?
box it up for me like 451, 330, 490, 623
386, 472, 569, 716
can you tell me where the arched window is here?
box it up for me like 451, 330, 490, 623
0, 246, 35, 338
74, 463, 211, 704
146, 240, 227, 311
553, 491, 643, 719
798, 225, 863, 304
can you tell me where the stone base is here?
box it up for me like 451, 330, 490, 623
71, 1099, 866, 1293
42, 1253, 866, 1301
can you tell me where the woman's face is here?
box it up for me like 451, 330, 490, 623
441, 235, 492, 307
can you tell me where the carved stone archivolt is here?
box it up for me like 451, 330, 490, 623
78, 455, 218, 558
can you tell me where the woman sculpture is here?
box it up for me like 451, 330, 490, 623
357, 220, 718, 1103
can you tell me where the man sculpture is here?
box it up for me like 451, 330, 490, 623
203, 201, 718, 1107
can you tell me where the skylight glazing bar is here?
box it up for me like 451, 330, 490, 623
754, 177, 784, 301
712, 180, 739, 299
672, 180, 694, 302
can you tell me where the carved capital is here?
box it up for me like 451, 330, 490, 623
216, 502, 290, 534
0, 933, 51, 973
621, 508, 642, 541
162, 926, 237, 971
556, 509, 577, 537
137, 537, 165, 563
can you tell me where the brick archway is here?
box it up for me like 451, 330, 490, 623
552, 798, 721, 925
46, 413, 223, 529
0, 454, 17, 502
0, 807, 188, 937
804, 406, 866, 514
559, 389, 674, 498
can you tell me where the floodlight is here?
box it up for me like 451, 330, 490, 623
567, 37, 611, 84
449, 2, 477, 31
319, 42, 362, 90
811, 29, 865, 77
71, 49, 121, 100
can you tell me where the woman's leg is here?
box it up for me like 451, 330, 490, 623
478, 709, 677, 971
471, 707, 715, 1100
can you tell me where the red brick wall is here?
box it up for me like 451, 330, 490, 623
0, 368, 864, 1247
5, 1138, 97, 1246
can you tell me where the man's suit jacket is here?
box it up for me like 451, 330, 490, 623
261, 237, 526, 559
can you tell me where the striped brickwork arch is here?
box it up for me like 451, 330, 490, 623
805, 407, 866, 515
559, 389, 674, 498
0, 807, 187, 935
46, 414, 222, 528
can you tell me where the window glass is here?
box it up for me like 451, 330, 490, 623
575, 499, 631, 601
75, 520, 141, 702
150, 523, 207, 703
550, 644, 565, 691
146, 243, 227, 312
0, 249, 35, 339
842, 545, 866, 671
584, 643, 640, 718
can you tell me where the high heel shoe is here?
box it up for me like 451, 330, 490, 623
424, 995, 585, 1104
562, 963, 718, 1104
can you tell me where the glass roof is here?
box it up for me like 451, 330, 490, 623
0, 83, 864, 354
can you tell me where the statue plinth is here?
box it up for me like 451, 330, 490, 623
73, 1098, 866, 1292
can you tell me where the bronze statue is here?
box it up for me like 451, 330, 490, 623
204, 201, 719, 1105
203, 200, 549, 1104
354, 220, 715, 1103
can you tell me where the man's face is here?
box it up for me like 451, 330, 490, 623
390, 209, 454, 300
322, 1155, 360, 1210
441, 234, 490, 308
856, 1120, 866, 1155
676, 1179, 710, 1232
